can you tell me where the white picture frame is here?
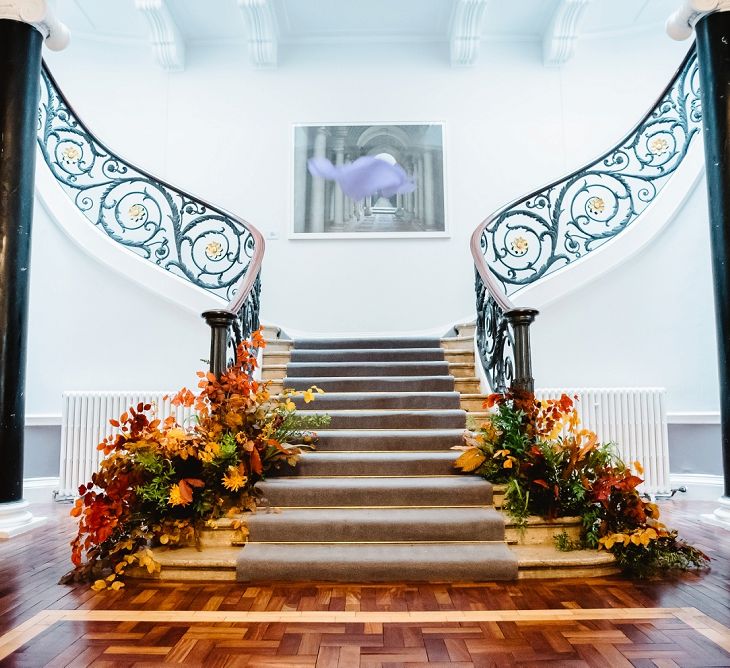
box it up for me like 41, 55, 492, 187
289, 122, 448, 239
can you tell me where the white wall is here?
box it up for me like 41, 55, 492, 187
30, 29, 718, 421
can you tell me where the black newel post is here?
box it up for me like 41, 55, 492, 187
696, 11, 730, 504
0, 20, 43, 505
203, 310, 235, 378
506, 308, 538, 394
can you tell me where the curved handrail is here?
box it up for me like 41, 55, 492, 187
471, 46, 701, 393
36, 63, 265, 373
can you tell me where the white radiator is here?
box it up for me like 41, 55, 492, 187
535, 387, 670, 498
57, 391, 196, 500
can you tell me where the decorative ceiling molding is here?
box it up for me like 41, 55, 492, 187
237, 0, 278, 69
0, 0, 69, 49
667, 0, 730, 40
449, 0, 488, 68
542, 0, 591, 67
134, 0, 185, 72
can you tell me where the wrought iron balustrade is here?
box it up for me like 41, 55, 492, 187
472, 46, 701, 393
36, 64, 264, 376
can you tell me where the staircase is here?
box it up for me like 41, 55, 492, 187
237, 334, 517, 582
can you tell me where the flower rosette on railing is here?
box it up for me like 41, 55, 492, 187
63, 331, 329, 590
36, 66, 258, 302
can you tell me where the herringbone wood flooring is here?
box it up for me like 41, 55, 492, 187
0, 500, 729, 667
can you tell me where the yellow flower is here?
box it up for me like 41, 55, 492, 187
222, 466, 247, 492
503, 458, 514, 469
303, 390, 315, 403
284, 399, 296, 411
168, 483, 185, 507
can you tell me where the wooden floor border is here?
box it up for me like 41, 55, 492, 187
1, 606, 729, 661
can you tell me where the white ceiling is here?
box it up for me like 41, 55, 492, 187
51, 0, 681, 65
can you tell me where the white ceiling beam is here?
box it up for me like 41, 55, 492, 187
238, 0, 278, 69
134, 0, 185, 72
449, 0, 488, 68
542, 0, 591, 67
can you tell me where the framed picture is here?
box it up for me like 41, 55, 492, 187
290, 122, 447, 239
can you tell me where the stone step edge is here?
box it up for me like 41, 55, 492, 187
129, 544, 617, 581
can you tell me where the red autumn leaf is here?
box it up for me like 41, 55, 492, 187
250, 447, 263, 475
178, 479, 193, 504
183, 477, 205, 489
109, 419, 120, 427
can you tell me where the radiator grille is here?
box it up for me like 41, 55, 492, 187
536, 387, 669, 498
57, 391, 195, 500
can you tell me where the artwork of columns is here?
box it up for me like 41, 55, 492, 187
292, 123, 446, 237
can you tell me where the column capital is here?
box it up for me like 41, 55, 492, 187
667, 0, 730, 40
0, 0, 69, 50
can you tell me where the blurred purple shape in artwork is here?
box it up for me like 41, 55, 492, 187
307, 155, 416, 201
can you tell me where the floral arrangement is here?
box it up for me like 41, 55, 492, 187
455, 390, 709, 577
64, 330, 328, 590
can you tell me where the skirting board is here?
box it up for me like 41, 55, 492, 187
669, 473, 724, 501
23, 477, 60, 504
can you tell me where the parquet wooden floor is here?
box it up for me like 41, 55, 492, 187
1, 500, 729, 667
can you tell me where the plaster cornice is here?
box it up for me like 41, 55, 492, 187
134, 0, 185, 72
667, 0, 730, 40
542, 0, 591, 67
0, 0, 69, 49
449, 0, 488, 67
238, 0, 278, 69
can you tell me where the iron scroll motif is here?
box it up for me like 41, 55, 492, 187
480, 48, 701, 295
473, 48, 700, 393
36, 66, 257, 303
475, 270, 514, 394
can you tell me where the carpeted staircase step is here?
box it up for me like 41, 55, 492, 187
291, 391, 460, 411
297, 409, 466, 429
292, 451, 460, 476
295, 337, 441, 350
290, 348, 445, 362
311, 429, 466, 451
256, 476, 491, 507
245, 507, 505, 542
286, 361, 450, 377
283, 375, 456, 393
237, 542, 517, 581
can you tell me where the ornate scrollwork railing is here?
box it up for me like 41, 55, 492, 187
36, 64, 265, 376
472, 47, 701, 393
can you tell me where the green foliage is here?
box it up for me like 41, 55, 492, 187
610, 535, 710, 578
456, 391, 709, 578
553, 530, 583, 552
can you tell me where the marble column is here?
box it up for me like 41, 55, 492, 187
423, 149, 436, 229
308, 126, 328, 233
333, 130, 346, 226
0, 1, 68, 539
668, 0, 730, 530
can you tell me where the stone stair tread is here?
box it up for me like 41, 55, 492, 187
286, 361, 450, 377
289, 348, 446, 362
312, 428, 465, 451
291, 391, 460, 410
297, 409, 466, 430
236, 542, 517, 581
246, 506, 505, 543
282, 376, 456, 393
256, 475, 491, 507
294, 337, 441, 350
293, 450, 460, 476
